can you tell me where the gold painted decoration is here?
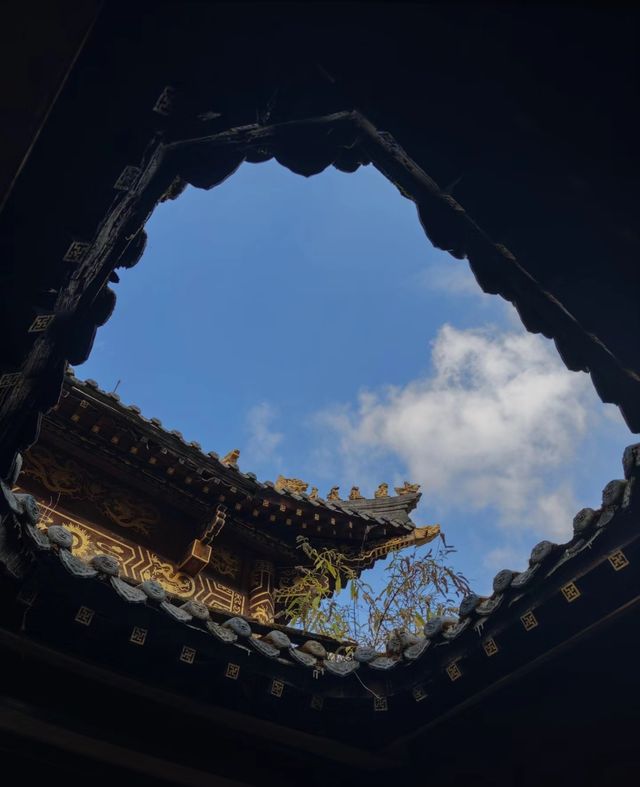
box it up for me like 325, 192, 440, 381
349, 486, 363, 500
374, 483, 389, 498
561, 582, 581, 603
249, 559, 275, 624
75, 606, 95, 626
23, 444, 159, 534
309, 487, 319, 500
373, 696, 388, 712
608, 550, 629, 571
209, 546, 240, 579
102, 494, 157, 535
270, 680, 284, 698
446, 662, 462, 681
225, 663, 240, 680
275, 476, 309, 495
143, 553, 196, 596
221, 449, 240, 467
412, 685, 428, 702
344, 524, 441, 568
483, 638, 499, 657
130, 626, 147, 645
394, 481, 421, 496
180, 646, 196, 664
36, 507, 245, 615
327, 486, 341, 501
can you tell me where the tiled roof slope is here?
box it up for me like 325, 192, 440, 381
58, 370, 423, 536
1, 441, 639, 747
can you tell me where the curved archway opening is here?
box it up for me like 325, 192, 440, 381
75, 156, 629, 594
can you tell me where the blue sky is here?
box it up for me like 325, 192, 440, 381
79, 160, 632, 595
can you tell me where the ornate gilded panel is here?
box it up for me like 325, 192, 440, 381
24, 444, 159, 535
37, 506, 245, 615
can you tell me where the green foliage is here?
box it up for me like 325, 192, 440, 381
274, 534, 470, 649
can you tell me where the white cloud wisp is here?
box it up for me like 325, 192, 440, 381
316, 324, 599, 541
244, 402, 283, 466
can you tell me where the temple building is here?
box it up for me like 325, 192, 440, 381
15, 371, 438, 630
1, 369, 640, 786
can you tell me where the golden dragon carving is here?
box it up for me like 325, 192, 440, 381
23, 444, 158, 535
345, 524, 441, 568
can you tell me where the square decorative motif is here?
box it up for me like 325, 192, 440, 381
521, 610, 538, 631
114, 165, 141, 191
270, 680, 284, 698
225, 663, 240, 680
29, 314, 55, 333
180, 646, 196, 664
75, 606, 95, 626
16, 586, 38, 606
608, 550, 629, 571
446, 662, 462, 682
129, 626, 147, 646
0, 372, 22, 389
310, 695, 324, 711
153, 86, 176, 116
483, 638, 499, 657
373, 696, 388, 712
561, 582, 581, 603
63, 240, 90, 263
412, 685, 428, 702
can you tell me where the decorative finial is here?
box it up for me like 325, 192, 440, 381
275, 476, 309, 494
375, 482, 389, 498
349, 486, 363, 500
394, 481, 421, 496
221, 449, 240, 467
309, 487, 319, 500
327, 486, 340, 501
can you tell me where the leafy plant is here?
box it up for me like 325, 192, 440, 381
275, 534, 470, 649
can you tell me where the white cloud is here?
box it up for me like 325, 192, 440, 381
244, 403, 283, 465
416, 259, 484, 298
315, 324, 599, 543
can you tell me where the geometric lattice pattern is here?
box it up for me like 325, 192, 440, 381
29, 314, 55, 333
561, 582, 581, 603
412, 684, 428, 702
74, 606, 95, 626
32, 509, 245, 615
270, 679, 284, 698
129, 626, 147, 646
520, 610, 538, 631
482, 638, 499, 657
608, 550, 630, 571
0, 372, 22, 389
225, 663, 240, 680
373, 696, 388, 712
446, 662, 462, 682
179, 646, 196, 664
63, 241, 90, 263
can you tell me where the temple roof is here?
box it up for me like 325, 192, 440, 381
34, 371, 432, 558
2, 439, 638, 751
0, 446, 640, 748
